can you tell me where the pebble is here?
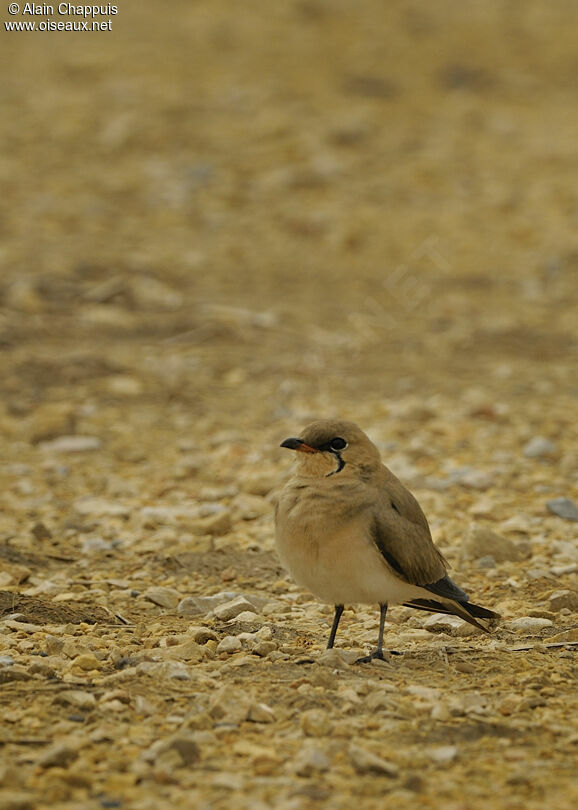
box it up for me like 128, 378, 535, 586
247, 702, 275, 723
233, 610, 262, 623
294, 745, 331, 776
349, 745, 399, 777
140, 505, 203, 524
423, 614, 467, 634
216, 636, 243, 655
300, 709, 334, 737
316, 648, 357, 668
450, 467, 494, 490
54, 690, 97, 710
504, 617, 553, 632
69, 653, 103, 672
177, 591, 239, 616
144, 586, 181, 609
208, 685, 250, 724
136, 661, 191, 680
547, 628, 578, 643
159, 733, 200, 766
38, 435, 102, 453
462, 526, 527, 563
0, 791, 36, 810
186, 626, 219, 644
189, 510, 232, 536
428, 745, 458, 765
546, 497, 578, 521
250, 640, 277, 657
477, 555, 496, 568
523, 436, 557, 457
548, 590, 578, 612
37, 741, 79, 768
161, 639, 205, 662
213, 596, 258, 621
73, 497, 131, 518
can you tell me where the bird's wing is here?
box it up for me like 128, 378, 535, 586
369, 467, 448, 587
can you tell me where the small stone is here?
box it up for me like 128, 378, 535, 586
74, 497, 131, 518
216, 636, 243, 655
37, 742, 79, 768
162, 640, 204, 662
428, 745, 458, 765
547, 628, 578, 643
247, 702, 275, 723
451, 468, 494, 490
0, 791, 35, 810
208, 684, 250, 724
548, 590, 578, 612
316, 648, 357, 668
189, 510, 232, 536
177, 591, 238, 616
430, 703, 452, 721
499, 694, 524, 716
161, 733, 200, 766
144, 586, 180, 609
186, 626, 219, 644
300, 709, 334, 737
106, 375, 143, 396
523, 436, 557, 457
177, 597, 204, 616
38, 435, 101, 453
140, 505, 202, 525
233, 610, 261, 623
462, 526, 527, 563
54, 690, 97, 710
213, 596, 256, 621
294, 745, 331, 776
136, 661, 192, 680
70, 653, 102, 671
0, 764, 23, 789
250, 640, 277, 657
423, 614, 467, 634
546, 498, 578, 521
349, 745, 399, 777
504, 617, 553, 632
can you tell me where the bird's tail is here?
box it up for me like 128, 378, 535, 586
403, 598, 500, 633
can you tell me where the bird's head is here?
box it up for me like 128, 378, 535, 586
280, 419, 381, 479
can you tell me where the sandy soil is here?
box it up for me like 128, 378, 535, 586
1, 2, 577, 808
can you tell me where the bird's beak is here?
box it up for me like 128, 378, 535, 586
280, 437, 319, 453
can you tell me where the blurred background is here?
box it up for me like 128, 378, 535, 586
1, 0, 577, 439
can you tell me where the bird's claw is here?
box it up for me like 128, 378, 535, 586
355, 649, 403, 663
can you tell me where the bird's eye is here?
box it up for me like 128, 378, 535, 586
329, 437, 347, 451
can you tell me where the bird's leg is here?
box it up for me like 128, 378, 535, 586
326, 604, 344, 649
355, 603, 389, 663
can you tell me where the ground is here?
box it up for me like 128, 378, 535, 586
0, 1, 577, 808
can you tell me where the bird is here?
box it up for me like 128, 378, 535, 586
274, 419, 499, 662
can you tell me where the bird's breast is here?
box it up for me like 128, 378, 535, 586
275, 479, 419, 605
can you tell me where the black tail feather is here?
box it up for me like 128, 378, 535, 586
403, 598, 500, 633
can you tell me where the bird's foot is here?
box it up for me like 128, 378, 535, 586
355, 649, 386, 664
355, 648, 403, 664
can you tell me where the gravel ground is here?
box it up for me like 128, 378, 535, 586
1, 2, 577, 809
